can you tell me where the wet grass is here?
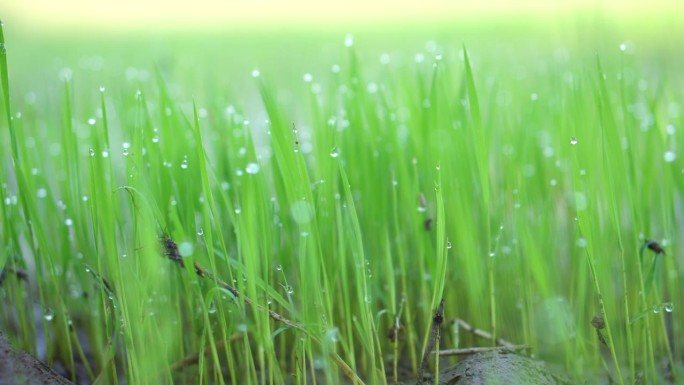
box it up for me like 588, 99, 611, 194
1, 16, 683, 385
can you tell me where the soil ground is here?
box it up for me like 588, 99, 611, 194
403, 351, 571, 385
0, 332, 72, 385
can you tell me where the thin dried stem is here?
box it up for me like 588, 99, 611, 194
438, 345, 528, 356
454, 318, 515, 348
161, 236, 364, 385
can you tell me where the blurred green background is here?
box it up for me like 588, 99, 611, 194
4, 0, 683, 85
4, 0, 684, 125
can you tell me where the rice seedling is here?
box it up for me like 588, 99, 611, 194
0, 11, 682, 384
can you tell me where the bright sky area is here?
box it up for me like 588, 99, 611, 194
4, 0, 682, 32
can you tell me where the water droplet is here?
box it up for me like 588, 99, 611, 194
664, 151, 676, 162
181, 157, 188, 169
251, 69, 260, 78
275, 264, 283, 272
234, 207, 241, 215
60, 67, 73, 81
152, 136, 159, 143
619, 41, 634, 54
65, 218, 73, 226
652, 306, 660, 314
330, 146, 339, 158
447, 240, 452, 249
207, 301, 217, 314
88, 118, 96, 125
123, 148, 129, 156
43, 309, 54, 322
290, 200, 314, 224
570, 137, 578, 145
197, 228, 204, 236
664, 303, 674, 313
303, 73, 313, 82
37, 188, 47, 198
178, 242, 194, 257
436, 163, 441, 171
417, 206, 427, 213
99, 86, 105, 92
489, 252, 495, 257
286, 285, 294, 295
221, 181, 230, 190
89, 149, 95, 157
245, 162, 260, 174
344, 34, 354, 47
577, 238, 587, 248
101, 150, 109, 158
325, 327, 340, 343
573, 192, 588, 210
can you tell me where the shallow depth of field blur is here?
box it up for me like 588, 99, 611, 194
1, 1, 683, 384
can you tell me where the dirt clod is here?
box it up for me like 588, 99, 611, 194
0, 332, 72, 385
411, 351, 571, 385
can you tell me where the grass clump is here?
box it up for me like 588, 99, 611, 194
0, 19, 682, 385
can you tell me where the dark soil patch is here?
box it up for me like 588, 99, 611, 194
0, 332, 72, 385
406, 351, 571, 385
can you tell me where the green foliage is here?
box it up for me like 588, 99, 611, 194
0, 21, 682, 385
